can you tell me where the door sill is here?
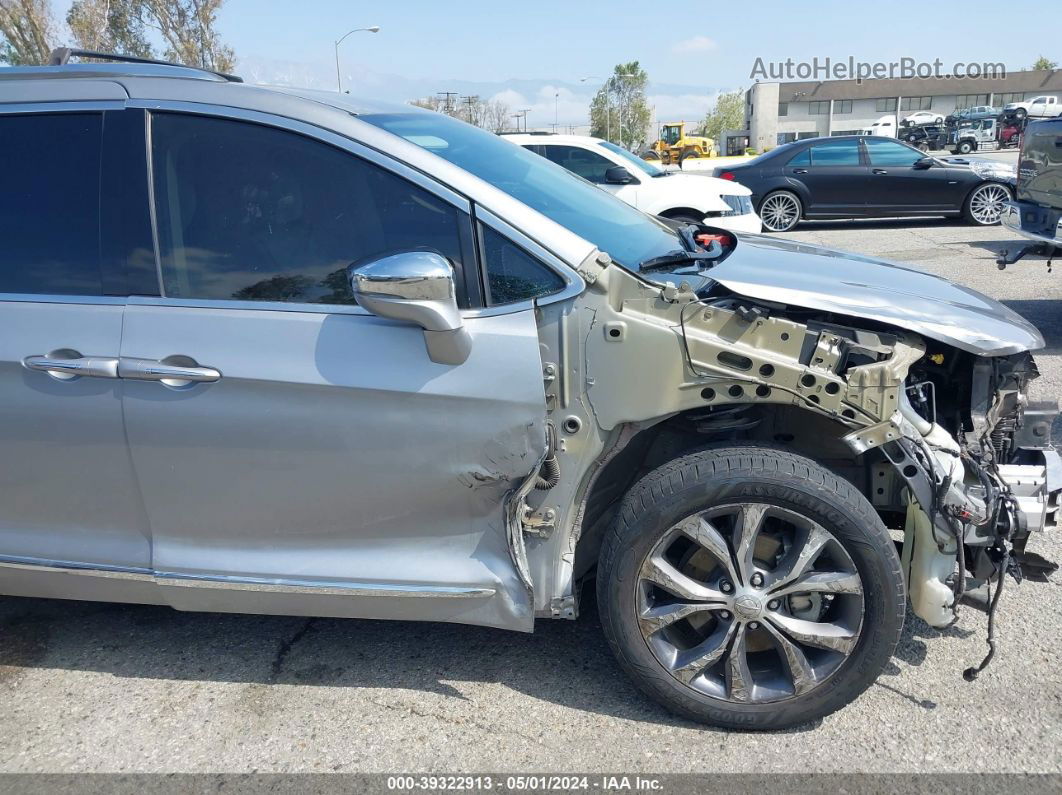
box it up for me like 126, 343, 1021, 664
0, 555, 495, 599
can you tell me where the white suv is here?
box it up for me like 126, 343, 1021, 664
505, 133, 760, 233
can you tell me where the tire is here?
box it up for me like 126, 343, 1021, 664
758, 190, 802, 232
597, 445, 905, 730
679, 148, 701, 168
964, 182, 1012, 225
957, 140, 974, 154
643, 151, 661, 161
1015, 108, 1027, 120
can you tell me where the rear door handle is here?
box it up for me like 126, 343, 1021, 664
119, 357, 221, 388
872, 168, 889, 175
23, 352, 120, 381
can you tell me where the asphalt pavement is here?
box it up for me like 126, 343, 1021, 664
1, 187, 1060, 774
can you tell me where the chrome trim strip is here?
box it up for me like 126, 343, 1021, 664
0, 556, 495, 598
126, 294, 370, 315
154, 573, 495, 598
0, 293, 126, 306
128, 99, 471, 213
0, 556, 153, 579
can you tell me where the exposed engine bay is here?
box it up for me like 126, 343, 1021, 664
539, 240, 1061, 681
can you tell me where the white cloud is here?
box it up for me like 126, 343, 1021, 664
672, 36, 717, 54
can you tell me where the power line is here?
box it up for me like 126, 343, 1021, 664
436, 91, 458, 114
461, 94, 480, 122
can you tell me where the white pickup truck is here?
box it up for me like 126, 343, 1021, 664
1004, 95, 1062, 120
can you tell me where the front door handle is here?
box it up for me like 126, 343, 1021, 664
23, 351, 120, 381
792, 168, 809, 174
872, 168, 889, 175
119, 357, 221, 388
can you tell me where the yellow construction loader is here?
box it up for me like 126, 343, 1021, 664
643, 121, 716, 166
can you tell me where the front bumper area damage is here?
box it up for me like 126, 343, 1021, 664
558, 251, 1059, 678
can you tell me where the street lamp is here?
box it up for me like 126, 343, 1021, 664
582, 74, 639, 145
580, 76, 609, 142
334, 26, 380, 93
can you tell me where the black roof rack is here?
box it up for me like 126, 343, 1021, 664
48, 47, 243, 83
497, 130, 554, 136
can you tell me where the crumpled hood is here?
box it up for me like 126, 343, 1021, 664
706, 235, 1044, 355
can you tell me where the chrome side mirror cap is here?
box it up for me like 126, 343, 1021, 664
350, 251, 472, 365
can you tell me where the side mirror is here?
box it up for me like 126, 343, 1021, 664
350, 251, 471, 365
604, 165, 634, 184
913, 156, 934, 169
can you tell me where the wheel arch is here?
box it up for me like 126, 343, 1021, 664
571, 404, 868, 583
758, 185, 808, 215
658, 206, 708, 222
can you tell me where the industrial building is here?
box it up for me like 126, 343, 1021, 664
725, 69, 1062, 155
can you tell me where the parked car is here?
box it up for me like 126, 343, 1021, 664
504, 133, 760, 233
1, 52, 1058, 731
946, 106, 1000, 125
901, 110, 944, 126
861, 114, 897, 136
1003, 95, 1062, 120
719, 135, 1015, 232
1001, 117, 1062, 256
900, 123, 945, 151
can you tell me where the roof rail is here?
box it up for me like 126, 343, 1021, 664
48, 47, 243, 83
497, 130, 555, 136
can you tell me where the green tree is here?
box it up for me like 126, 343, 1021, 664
0, 0, 55, 65
700, 89, 745, 146
138, 0, 234, 72
68, 0, 153, 57
589, 61, 650, 149
1031, 55, 1057, 70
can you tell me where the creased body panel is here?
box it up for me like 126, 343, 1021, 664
709, 235, 1044, 355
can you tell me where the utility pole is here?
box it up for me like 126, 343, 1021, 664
437, 91, 458, 115
461, 95, 480, 124
519, 108, 531, 132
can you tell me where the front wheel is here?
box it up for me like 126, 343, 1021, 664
964, 182, 1011, 225
597, 446, 905, 730
759, 191, 802, 232
957, 140, 974, 154
1015, 108, 1027, 120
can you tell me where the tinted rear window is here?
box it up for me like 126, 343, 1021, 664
0, 113, 104, 295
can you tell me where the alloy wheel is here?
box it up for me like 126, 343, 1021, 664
969, 184, 1010, 224
760, 193, 800, 232
636, 503, 864, 704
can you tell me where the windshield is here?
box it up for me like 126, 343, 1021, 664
597, 140, 666, 177
360, 111, 681, 270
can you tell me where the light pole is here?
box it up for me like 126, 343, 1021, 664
334, 26, 380, 93
580, 76, 608, 142
610, 73, 639, 149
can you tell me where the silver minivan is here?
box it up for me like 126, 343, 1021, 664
0, 53, 1057, 730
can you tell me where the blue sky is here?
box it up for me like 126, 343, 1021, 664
54, 0, 1059, 129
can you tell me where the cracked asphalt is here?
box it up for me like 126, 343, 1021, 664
2, 162, 1060, 773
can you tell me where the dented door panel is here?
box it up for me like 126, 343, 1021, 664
121, 300, 547, 631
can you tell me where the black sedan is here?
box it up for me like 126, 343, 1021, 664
720, 135, 1014, 232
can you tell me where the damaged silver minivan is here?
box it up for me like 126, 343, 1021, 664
1, 53, 1058, 730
